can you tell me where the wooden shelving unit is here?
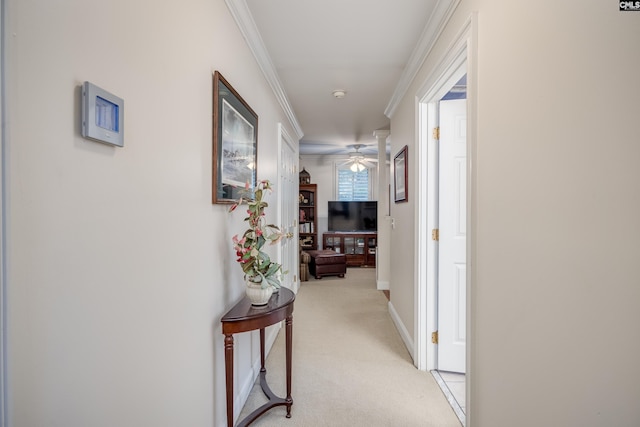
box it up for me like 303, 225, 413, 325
298, 184, 317, 250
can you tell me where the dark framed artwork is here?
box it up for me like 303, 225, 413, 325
394, 145, 408, 203
212, 71, 258, 204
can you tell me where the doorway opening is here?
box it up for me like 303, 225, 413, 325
433, 79, 467, 424
414, 14, 476, 427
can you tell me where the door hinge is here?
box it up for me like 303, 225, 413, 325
432, 228, 439, 241
432, 127, 440, 140
432, 331, 439, 344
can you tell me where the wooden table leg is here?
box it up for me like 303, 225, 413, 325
224, 334, 234, 427
260, 328, 266, 373
285, 315, 293, 418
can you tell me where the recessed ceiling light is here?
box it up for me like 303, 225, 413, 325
332, 90, 346, 99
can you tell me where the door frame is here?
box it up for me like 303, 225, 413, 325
414, 11, 477, 422
1, 0, 7, 424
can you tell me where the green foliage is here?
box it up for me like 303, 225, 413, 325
229, 180, 284, 289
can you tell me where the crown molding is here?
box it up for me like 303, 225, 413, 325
225, 0, 304, 140
384, 0, 461, 119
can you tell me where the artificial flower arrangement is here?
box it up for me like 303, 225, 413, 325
229, 180, 284, 290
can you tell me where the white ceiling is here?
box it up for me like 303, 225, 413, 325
234, 0, 444, 156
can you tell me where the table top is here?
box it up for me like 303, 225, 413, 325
221, 287, 295, 334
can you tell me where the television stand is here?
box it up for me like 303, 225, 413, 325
322, 232, 377, 267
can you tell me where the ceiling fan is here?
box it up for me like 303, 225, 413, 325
342, 144, 377, 172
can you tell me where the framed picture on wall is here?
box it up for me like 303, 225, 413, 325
212, 71, 258, 204
394, 145, 408, 203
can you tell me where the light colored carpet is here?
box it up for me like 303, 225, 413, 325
238, 268, 461, 426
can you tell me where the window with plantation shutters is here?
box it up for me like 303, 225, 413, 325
337, 168, 370, 201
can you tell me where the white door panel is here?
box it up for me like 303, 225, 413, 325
279, 124, 298, 293
437, 99, 467, 373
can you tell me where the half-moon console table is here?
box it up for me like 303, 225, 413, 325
221, 287, 295, 427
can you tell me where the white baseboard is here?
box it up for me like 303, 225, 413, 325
376, 280, 389, 290
388, 301, 414, 360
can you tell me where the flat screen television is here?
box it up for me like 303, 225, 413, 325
327, 201, 378, 232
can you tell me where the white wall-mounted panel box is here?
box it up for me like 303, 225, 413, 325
82, 81, 124, 147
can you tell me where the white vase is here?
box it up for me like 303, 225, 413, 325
245, 281, 273, 306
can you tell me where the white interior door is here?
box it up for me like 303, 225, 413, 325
437, 98, 467, 373
279, 124, 299, 293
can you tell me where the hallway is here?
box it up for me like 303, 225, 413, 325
238, 268, 461, 426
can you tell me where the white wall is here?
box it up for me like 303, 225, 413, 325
5, 1, 296, 426
389, 1, 640, 426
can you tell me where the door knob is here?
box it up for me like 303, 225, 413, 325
286, 232, 294, 239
